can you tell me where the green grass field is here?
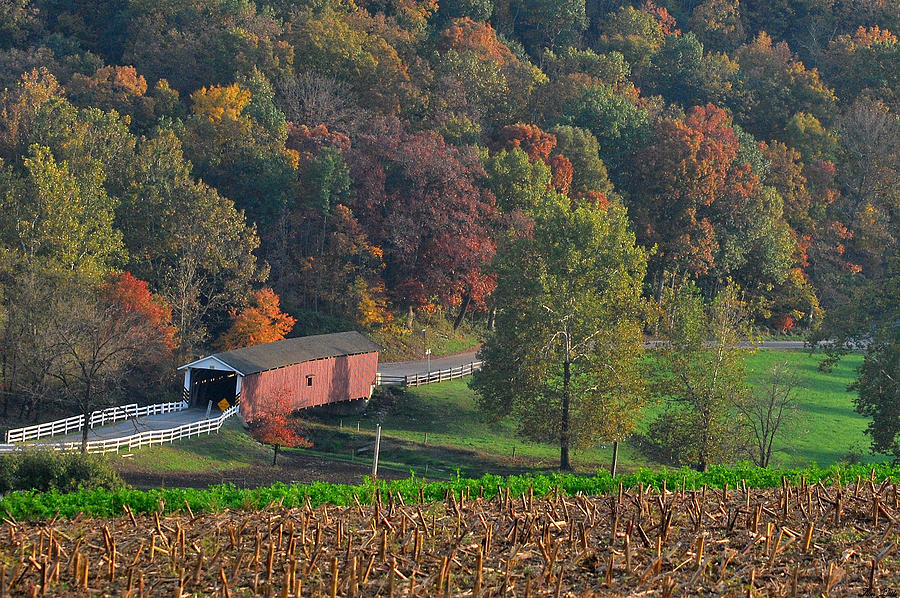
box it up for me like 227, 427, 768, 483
745, 350, 873, 467
124, 420, 272, 472
117, 350, 881, 479
306, 350, 878, 474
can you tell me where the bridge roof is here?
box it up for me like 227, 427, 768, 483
179, 331, 380, 376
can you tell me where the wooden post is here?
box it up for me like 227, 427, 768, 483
610, 440, 619, 478
372, 425, 382, 479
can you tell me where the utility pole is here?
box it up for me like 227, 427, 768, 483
610, 440, 619, 477
372, 424, 382, 480
421, 328, 427, 358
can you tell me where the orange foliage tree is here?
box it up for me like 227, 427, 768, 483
57, 272, 177, 451
629, 104, 741, 280
249, 390, 311, 465
67, 65, 155, 125
101, 272, 178, 352
439, 17, 515, 65
493, 123, 574, 193
217, 289, 296, 350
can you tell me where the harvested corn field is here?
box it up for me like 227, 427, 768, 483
2, 476, 899, 596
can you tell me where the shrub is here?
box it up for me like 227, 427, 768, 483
0, 449, 124, 494
58, 452, 125, 493
0, 455, 15, 494
14, 450, 62, 492
367, 385, 405, 420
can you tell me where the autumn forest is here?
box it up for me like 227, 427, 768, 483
0, 0, 897, 451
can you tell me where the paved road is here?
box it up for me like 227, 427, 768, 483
376, 340, 812, 378
377, 351, 480, 377
645, 340, 810, 350
36, 408, 211, 446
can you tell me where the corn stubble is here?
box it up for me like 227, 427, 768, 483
2, 474, 899, 596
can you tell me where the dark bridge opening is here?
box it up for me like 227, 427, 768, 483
190, 369, 237, 409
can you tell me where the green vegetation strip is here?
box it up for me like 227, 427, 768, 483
3, 462, 900, 521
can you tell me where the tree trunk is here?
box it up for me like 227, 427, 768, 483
560, 358, 572, 471
655, 268, 666, 303
81, 380, 92, 453
453, 294, 472, 331
272, 444, 279, 466
487, 305, 496, 331
406, 305, 414, 330
81, 408, 90, 453
653, 268, 666, 336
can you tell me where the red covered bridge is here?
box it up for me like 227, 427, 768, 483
178, 331, 380, 421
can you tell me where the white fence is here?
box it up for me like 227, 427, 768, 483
88, 403, 139, 429
37, 402, 240, 454
5, 400, 189, 444
376, 361, 483, 387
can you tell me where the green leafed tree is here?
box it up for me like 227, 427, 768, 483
116, 129, 264, 354
554, 82, 649, 184
517, 0, 588, 53
483, 147, 554, 214
646, 282, 752, 472
0, 144, 125, 278
547, 124, 612, 196
471, 195, 647, 471
830, 252, 900, 459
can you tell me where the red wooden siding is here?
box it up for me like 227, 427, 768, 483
240, 351, 379, 421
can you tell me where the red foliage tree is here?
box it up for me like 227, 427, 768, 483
286, 123, 351, 158
348, 118, 497, 323
771, 314, 795, 332
630, 104, 741, 280
642, 0, 680, 36
493, 123, 575, 193
493, 123, 557, 162
581, 190, 610, 210
249, 390, 311, 466
548, 154, 573, 194
217, 289, 296, 350
101, 272, 178, 352
58, 272, 177, 451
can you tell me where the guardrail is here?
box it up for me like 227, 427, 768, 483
39, 402, 240, 454
5, 400, 189, 444
376, 361, 483, 387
